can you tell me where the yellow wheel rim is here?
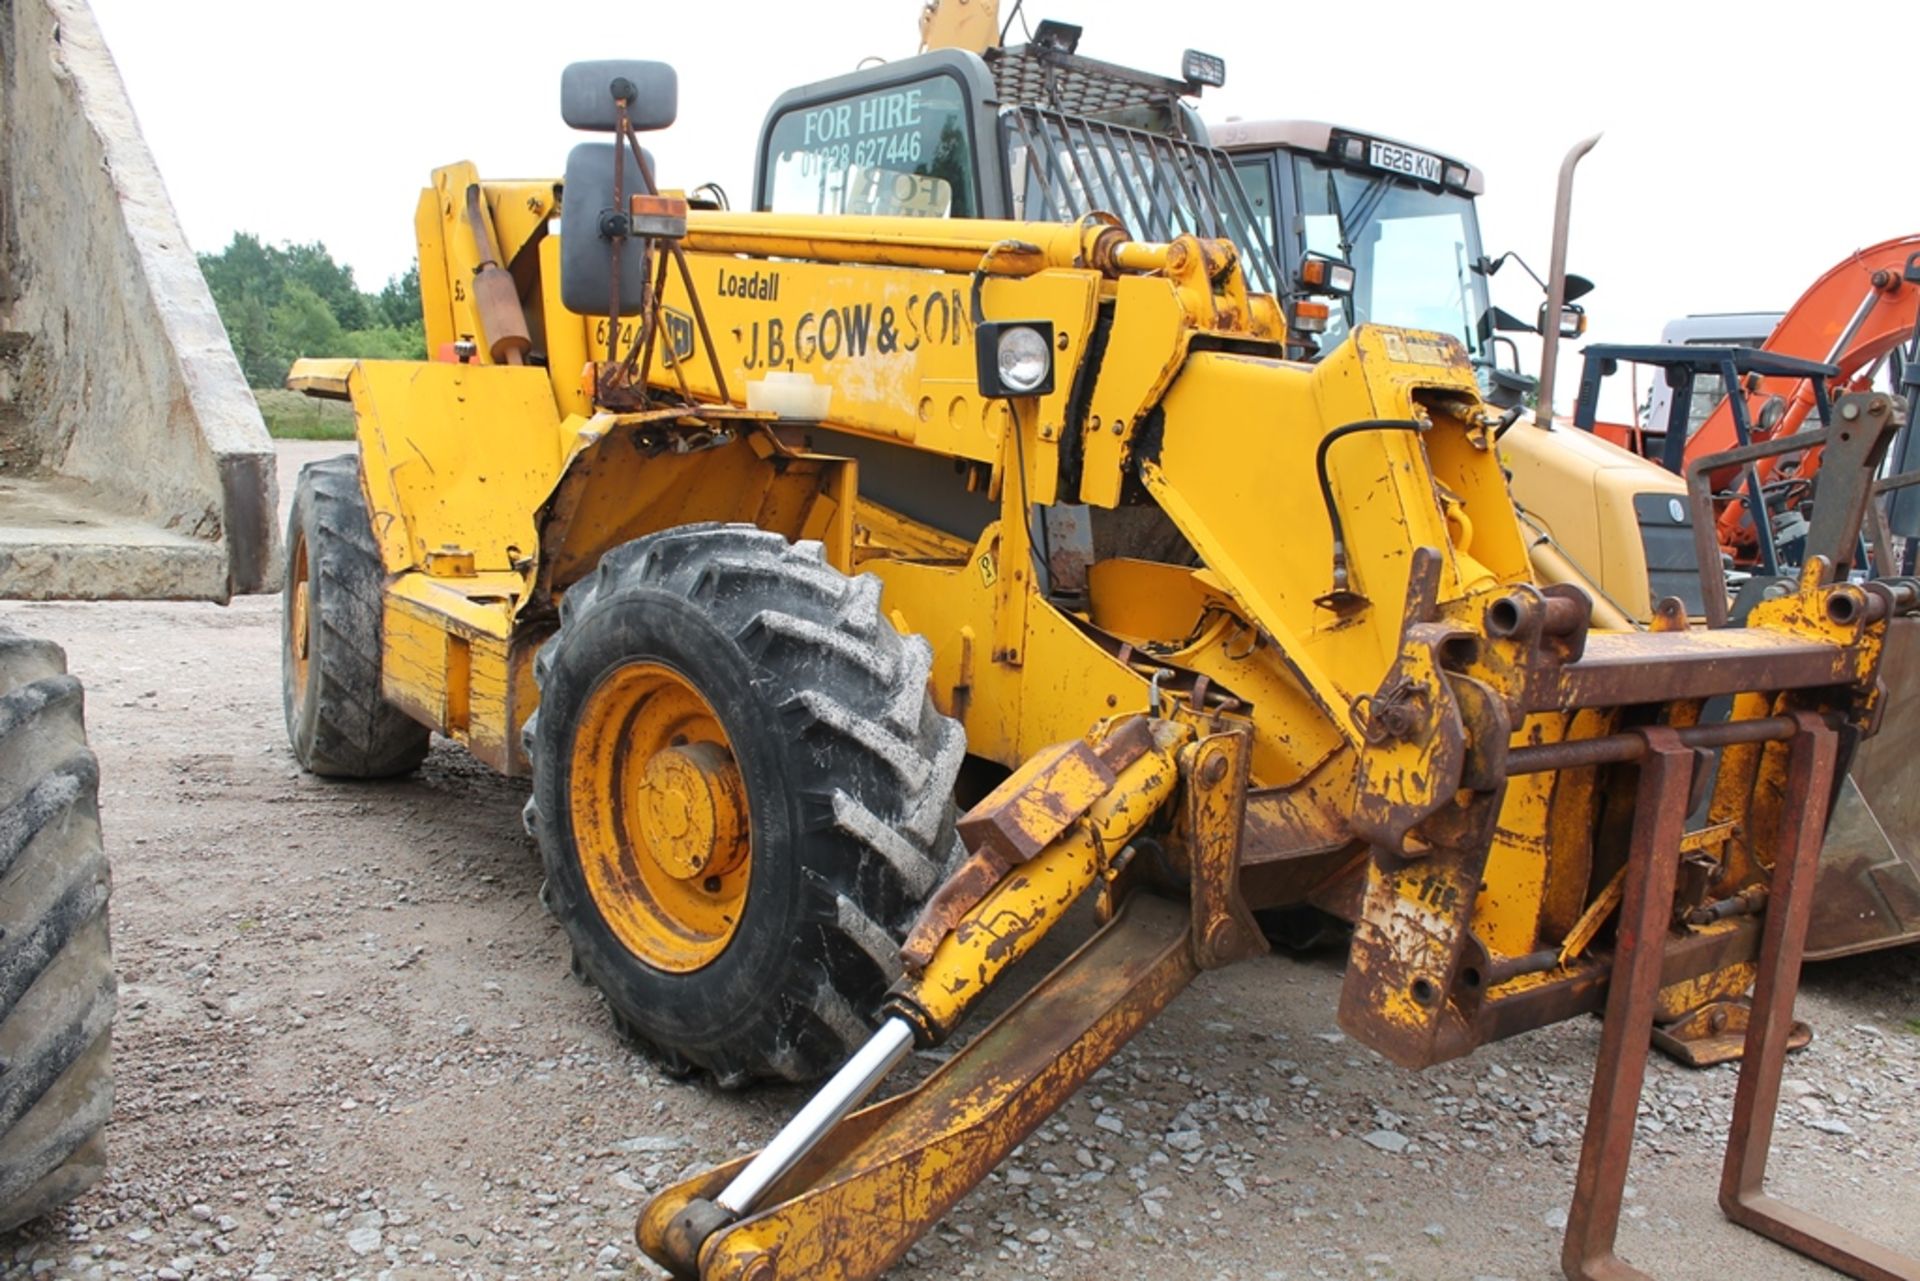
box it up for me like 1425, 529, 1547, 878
569, 662, 752, 972
288, 533, 312, 713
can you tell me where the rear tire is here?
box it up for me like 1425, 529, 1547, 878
282, 455, 430, 778
0, 627, 113, 1233
526, 525, 965, 1086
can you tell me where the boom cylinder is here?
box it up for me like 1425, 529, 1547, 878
682, 210, 1164, 278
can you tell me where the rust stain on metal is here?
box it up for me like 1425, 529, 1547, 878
956, 739, 1115, 866
1182, 730, 1268, 970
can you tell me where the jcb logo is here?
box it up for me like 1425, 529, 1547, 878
663, 308, 694, 362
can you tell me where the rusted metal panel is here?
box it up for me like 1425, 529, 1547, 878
955, 738, 1115, 866
904, 717, 1162, 974
1648, 999, 1809, 1070
1040, 502, 1094, 598
1335, 784, 1505, 1069
1463, 917, 1762, 1050
1532, 629, 1859, 712
1181, 730, 1267, 969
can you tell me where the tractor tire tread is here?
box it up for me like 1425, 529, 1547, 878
527, 523, 964, 1083
283, 455, 431, 779
0, 626, 114, 1234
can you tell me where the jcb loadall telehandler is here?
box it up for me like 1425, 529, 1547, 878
286, 59, 1919, 1281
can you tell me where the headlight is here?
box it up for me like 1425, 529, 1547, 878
1181, 49, 1226, 88
1298, 254, 1355, 295
975, 322, 1056, 397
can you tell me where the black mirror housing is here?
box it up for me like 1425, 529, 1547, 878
560, 143, 653, 316
1489, 305, 1537, 335
562, 60, 678, 132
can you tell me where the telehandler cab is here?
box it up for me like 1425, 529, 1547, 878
284, 51, 1919, 1281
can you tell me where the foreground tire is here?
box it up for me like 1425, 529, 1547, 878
0, 627, 113, 1232
282, 455, 430, 778
526, 525, 965, 1086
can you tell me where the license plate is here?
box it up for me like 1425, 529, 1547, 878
1368, 140, 1443, 183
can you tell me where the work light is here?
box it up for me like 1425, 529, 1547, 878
977, 323, 1055, 397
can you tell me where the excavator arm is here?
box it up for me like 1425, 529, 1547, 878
1691, 235, 1920, 554
917, 0, 1001, 54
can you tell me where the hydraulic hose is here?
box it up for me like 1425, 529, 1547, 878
1315, 419, 1428, 603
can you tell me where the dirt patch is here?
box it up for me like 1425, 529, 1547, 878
3, 443, 1916, 1281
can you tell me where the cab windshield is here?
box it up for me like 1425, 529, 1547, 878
763, 75, 978, 218
1292, 156, 1487, 361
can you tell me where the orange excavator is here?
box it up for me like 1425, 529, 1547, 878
1576, 236, 1920, 569
1701, 237, 1920, 562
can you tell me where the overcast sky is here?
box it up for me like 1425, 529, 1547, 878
89, 0, 1914, 414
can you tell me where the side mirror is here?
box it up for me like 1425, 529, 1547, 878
1562, 273, 1596, 302
1486, 366, 1538, 410
561, 60, 678, 132
560, 143, 653, 316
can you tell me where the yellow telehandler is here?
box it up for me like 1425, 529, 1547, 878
285, 55, 1915, 1281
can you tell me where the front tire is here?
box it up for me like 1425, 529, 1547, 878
0, 627, 113, 1232
526, 525, 964, 1086
282, 455, 430, 779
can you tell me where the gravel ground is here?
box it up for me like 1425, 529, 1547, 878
3, 441, 1917, 1281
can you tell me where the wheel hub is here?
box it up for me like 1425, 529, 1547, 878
568, 661, 754, 972
288, 538, 312, 710
635, 741, 748, 880
291, 578, 311, 662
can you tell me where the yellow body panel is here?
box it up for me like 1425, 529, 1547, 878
307, 201, 1567, 944
381, 575, 527, 773
338, 359, 565, 576
1499, 419, 1687, 625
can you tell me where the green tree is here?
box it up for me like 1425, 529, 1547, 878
376, 264, 422, 330
338, 325, 425, 361
198, 233, 426, 386
282, 242, 370, 330
267, 282, 344, 374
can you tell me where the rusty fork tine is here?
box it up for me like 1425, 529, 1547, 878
1560, 728, 1693, 1281
1719, 714, 1920, 1281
